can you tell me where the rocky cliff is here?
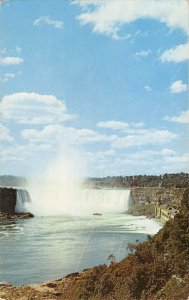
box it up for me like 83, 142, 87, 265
130, 187, 187, 207
0, 187, 17, 213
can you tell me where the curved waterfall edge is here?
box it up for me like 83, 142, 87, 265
16, 188, 133, 215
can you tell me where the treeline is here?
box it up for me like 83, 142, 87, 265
0, 175, 27, 187
85, 173, 189, 188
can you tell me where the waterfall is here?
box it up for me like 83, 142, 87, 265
16, 189, 32, 213
28, 185, 132, 216
76, 189, 132, 214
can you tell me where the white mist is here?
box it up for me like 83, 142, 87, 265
22, 143, 131, 216
26, 147, 87, 216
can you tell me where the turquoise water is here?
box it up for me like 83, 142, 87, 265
0, 214, 162, 285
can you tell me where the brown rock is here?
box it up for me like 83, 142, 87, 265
53, 292, 62, 296
46, 282, 57, 288
64, 272, 79, 279
0, 282, 13, 287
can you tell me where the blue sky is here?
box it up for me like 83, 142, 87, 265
0, 0, 188, 177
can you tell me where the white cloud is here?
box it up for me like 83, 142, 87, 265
21, 126, 59, 143
76, 128, 109, 143
0, 56, 23, 65
131, 122, 145, 128
96, 121, 178, 148
21, 124, 109, 145
0, 92, 74, 124
75, 0, 188, 39
34, 16, 64, 29
160, 42, 189, 63
97, 120, 129, 130
144, 85, 152, 92
128, 148, 176, 160
0, 48, 7, 54
0, 123, 14, 142
15, 46, 22, 54
135, 50, 151, 58
96, 149, 116, 157
85, 149, 116, 163
120, 150, 189, 173
4, 73, 16, 79
160, 148, 176, 156
163, 153, 189, 164
164, 110, 189, 124
85, 147, 184, 176
23, 120, 168, 151
0, 143, 52, 162
170, 80, 187, 93
0, 72, 17, 83
111, 129, 177, 148
162, 152, 189, 173
97, 120, 146, 134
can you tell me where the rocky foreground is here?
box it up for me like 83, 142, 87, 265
0, 273, 83, 300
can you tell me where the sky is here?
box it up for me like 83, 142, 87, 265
0, 0, 188, 178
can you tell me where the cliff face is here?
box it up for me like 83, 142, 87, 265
0, 187, 17, 213
130, 187, 186, 207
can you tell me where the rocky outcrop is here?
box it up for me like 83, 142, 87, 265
0, 212, 34, 220
0, 187, 17, 213
130, 187, 187, 207
127, 203, 155, 218
0, 187, 34, 218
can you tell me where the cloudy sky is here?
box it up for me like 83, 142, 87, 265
0, 0, 188, 177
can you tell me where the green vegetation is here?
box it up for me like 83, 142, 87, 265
127, 203, 155, 218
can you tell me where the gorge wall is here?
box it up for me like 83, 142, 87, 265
0, 187, 17, 213
128, 187, 188, 222
130, 187, 187, 207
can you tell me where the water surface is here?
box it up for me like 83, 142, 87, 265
0, 214, 162, 285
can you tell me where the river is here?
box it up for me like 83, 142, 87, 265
0, 213, 162, 285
